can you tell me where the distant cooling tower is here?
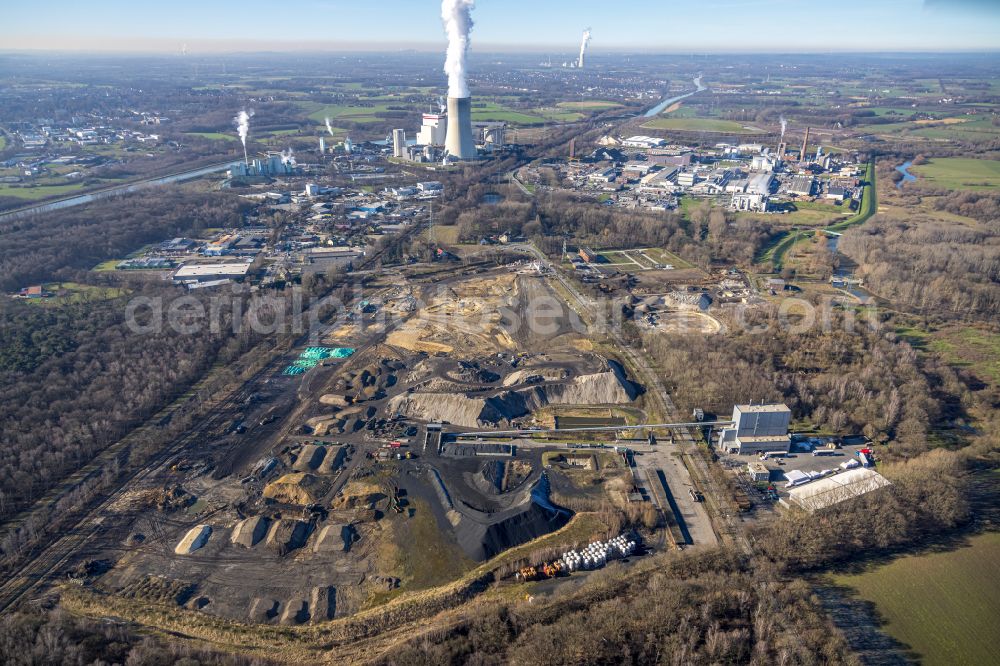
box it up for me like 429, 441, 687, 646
445, 97, 477, 160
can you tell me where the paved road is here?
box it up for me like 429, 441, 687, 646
0, 161, 234, 222
510, 243, 718, 547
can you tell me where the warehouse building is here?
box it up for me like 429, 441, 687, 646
173, 261, 253, 284
786, 467, 891, 512
719, 403, 791, 455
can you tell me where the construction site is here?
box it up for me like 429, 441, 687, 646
67, 258, 721, 628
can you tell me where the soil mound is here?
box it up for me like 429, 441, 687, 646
231, 516, 269, 548
388, 362, 638, 428
452, 361, 501, 384
263, 473, 319, 505
266, 519, 310, 556
293, 445, 327, 472
175, 525, 212, 555
452, 476, 571, 561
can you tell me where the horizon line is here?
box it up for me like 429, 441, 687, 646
3, 46, 1000, 57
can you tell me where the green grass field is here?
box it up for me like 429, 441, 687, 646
827, 160, 877, 232
831, 531, 1000, 666
896, 323, 1000, 389
930, 327, 1000, 386
909, 158, 1000, 191
0, 182, 86, 200
472, 102, 546, 125
868, 116, 1000, 144
302, 101, 394, 125
0, 135, 7, 151
642, 117, 764, 134
184, 132, 238, 142
534, 108, 584, 123
556, 100, 623, 111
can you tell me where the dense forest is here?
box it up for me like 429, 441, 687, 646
437, 186, 772, 269
0, 607, 270, 666
0, 287, 231, 523
839, 194, 1000, 320
642, 306, 978, 459
0, 189, 249, 292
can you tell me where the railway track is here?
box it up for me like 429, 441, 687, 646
0, 355, 279, 613
0, 212, 428, 614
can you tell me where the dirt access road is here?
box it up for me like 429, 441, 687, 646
509, 243, 719, 548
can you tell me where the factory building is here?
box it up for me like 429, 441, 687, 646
476, 121, 506, 147
416, 113, 448, 146
750, 154, 776, 172
719, 404, 791, 455
229, 154, 296, 179
623, 135, 667, 149
787, 175, 816, 197
731, 192, 770, 213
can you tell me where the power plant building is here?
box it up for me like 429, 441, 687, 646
392, 129, 406, 158
417, 113, 448, 146
229, 154, 296, 179
719, 404, 791, 454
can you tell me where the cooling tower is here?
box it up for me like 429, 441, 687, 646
445, 97, 477, 160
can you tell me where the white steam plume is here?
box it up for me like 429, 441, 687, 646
779, 115, 787, 140
578, 28, 592, 69
438, 96, 447, 113
234, 109, 254, 165
280, 148, 295, 166
441, 0, 475, 99
324, 117, 335, 137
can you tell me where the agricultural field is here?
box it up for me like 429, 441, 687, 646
0, 134, 7, 150
302, 101, 396, 125
831, 531, 1000, 666
909, 158, 1000, 191
471, 101, 546, 125
642, 117, 764, 134
556, 100, 623, 111
534, 108, 584, 123
185, 132, 238, 142
0, 182, 86, 200
868, 116, 1000, 144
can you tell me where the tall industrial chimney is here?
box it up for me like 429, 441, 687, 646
445, 97, 477, 160
800, 127, 811, 163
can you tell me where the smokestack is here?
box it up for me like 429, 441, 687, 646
445, 96, 476, 160
578, 28, 592, 69
801, 127, 811, 163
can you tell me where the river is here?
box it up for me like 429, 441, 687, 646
644, 76, 707, 118
895, 161, 917, 189
0, 161, 234, 222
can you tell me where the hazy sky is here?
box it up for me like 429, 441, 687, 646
4, 0, 1000, 53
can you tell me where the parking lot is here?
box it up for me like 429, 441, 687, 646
719, 435, 873, 500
